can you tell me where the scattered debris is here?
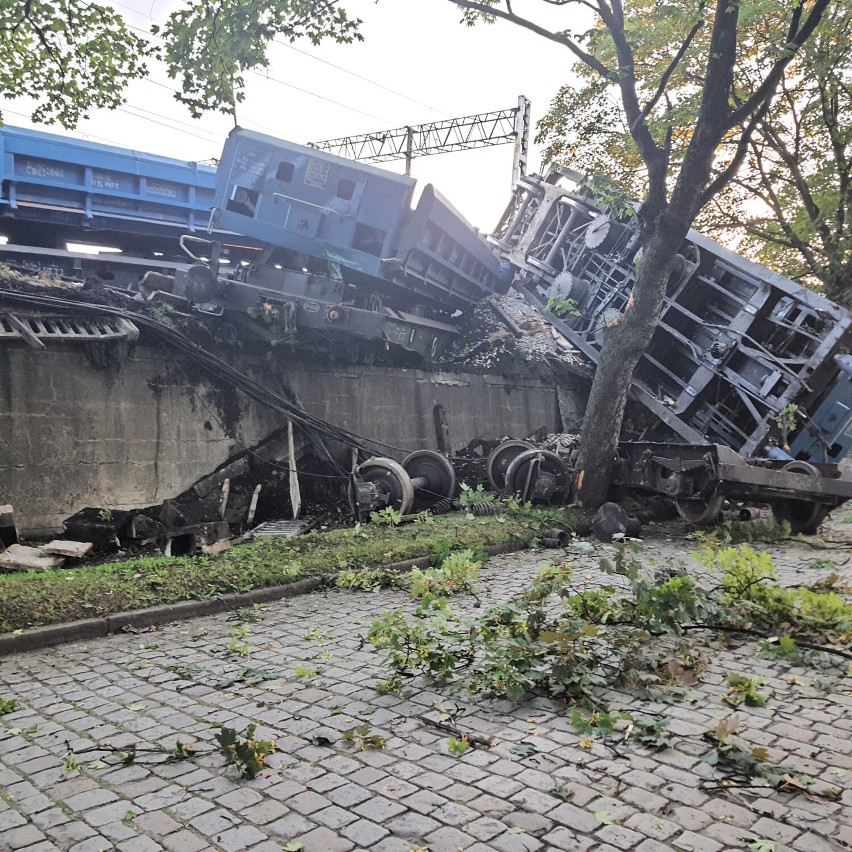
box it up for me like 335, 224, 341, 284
0, 505, 17, 549
42, 540, 93, 559
0, 543, 65, 572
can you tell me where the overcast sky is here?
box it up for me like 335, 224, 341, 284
5, 0, 590, 231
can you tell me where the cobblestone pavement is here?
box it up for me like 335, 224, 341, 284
1, 519, 850, 852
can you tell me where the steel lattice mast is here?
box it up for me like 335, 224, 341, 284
310, 96, 530, 185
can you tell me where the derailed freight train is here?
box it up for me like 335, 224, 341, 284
1, 123, 850, 471
142, 128, 512, 361
491, 171, 852, 467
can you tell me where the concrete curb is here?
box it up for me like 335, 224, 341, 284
0, 540, 528, 657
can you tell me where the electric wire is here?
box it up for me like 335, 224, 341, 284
276, 41, 452, 118
1, 287, 473, 503
0, 287, 416, 457
160, 340, 353, 481
111, 4, 397, 126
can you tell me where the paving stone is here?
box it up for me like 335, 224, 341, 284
490, 828, 543, 851
749, 816, 801, 844
465, 816, 508, 841
550, 802, 600, 833
266, 812, 318, 838
288, 790, 333, 816
45, 821, 98, 846
68, 836, 113, 851
324, 783, 373, 808
626, 812, 683, 840
131, 810, 182, 837
117, 837, 165, 852
62, 787, 119, 812
426, 825, 479, 850
239, 798, 290, 824
673, 830, 725, 852
432, 800, 481, 827
385, 810, 442, 838
0, 811, 27, 831
595, 824, 647, 850
541, 826, 596, 851
296, 825, 355, 851
0, 823, 46, 849
216, 824, 269, 851
161, 830, 210, 852
341, 817, 389, 846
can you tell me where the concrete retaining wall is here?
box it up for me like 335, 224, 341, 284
0, 341, 577, 536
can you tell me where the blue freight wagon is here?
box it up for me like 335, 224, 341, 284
0, 125, 217, 243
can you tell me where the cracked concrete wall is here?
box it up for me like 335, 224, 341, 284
0, 342, 576, 536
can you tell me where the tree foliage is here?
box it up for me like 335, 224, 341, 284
0, 0, 149, 128
449, 0, 831, 506
707, 4, 852, 304
0, 0, 363, 128
152, 0, 363, 119
535, 1, 852, 305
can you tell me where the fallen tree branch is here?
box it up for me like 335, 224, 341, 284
417, 714, 494, 749
679, 624, 852, 661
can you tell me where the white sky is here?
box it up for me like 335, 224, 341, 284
4, 0, 591, 231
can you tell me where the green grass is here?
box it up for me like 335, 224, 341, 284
0, 509, 592, 633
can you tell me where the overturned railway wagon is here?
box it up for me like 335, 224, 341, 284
491, 172, 852, 466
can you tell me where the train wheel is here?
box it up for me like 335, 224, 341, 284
675, 493, 724, 525
771, 461, 829, 534
351, 458, 414, 517
486, 440, 535, 492
402, 450, 456, 511
504, 449, 571, 504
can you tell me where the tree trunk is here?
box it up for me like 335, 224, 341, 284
574, 213, 689, 507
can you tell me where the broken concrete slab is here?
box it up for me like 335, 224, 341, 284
63, 507, 131, 548
42, 540, 93, 559
0, 544, 65, 572
165, 520, 230, 556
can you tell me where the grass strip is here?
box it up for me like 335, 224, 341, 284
0, 509, 593, 633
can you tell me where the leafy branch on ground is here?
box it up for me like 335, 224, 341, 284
368, 542, 851, 709
214, 723, 276, 779
340, 724, 386, 751
338, 548, 486, 607
0, 698, 18, 715
701, 714, 839, 799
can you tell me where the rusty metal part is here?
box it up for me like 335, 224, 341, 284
675, 493, 725, 525
738, 506, 762, 521
486, 440, 535, 492
616, 442, 850, 534
543, 527, 570, 547
428, 497, 457, 516
402, 450, 456, 511
770, 461, 830, 534
467, 502, 498, 516
348, 458, 415, 522
504, 448, 571, 504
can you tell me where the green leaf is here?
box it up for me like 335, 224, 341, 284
127, 702, 147, 711
594, 810, 617, 825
